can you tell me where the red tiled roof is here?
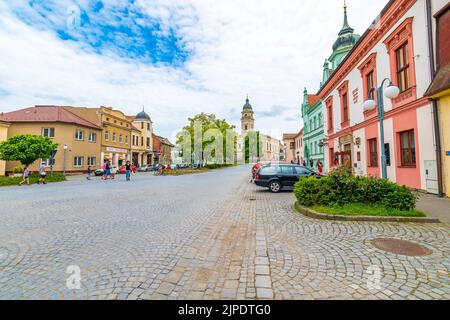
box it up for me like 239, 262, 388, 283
0, 106, 101, 130
308, 95, 320, 108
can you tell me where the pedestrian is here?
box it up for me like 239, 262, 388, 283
317, 159, 323, 174
86, 165, 91, 180
125, 160, 131, 181
38, 162, 47, 185
19, 166, 30, 186
302, 160, 306, 166
102, 161, 107, 180
106, 161, 112, 179
310, 159, 314, 168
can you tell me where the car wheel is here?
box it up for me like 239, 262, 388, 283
269, 180, 282, 193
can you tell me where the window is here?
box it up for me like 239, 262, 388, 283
280, 166, 294, 174
245, 125, 248, 130
88, 132, 96, 142
290, 142, 295, 150
385, 143, 391, 166
42, 128, 55, 138
141, 123, 144, 130
125, 135, 129, 145
43, 158, 55, 166
119, 134, 123, 144
400, 130, 416, 166
146, 137, 150, 148
366, 71, 375, 100
147, 123, 150, 131
396, 43, 410, 92
75, 130, 84, 140
141, 137, 144, 146
342, 93, 349, 123
112, 132, 116, 142
326, 96, 333, 133
74, 156, 83, 167
368, 138, 378, 167
294, 166, 312, 176
87, 157, 96, 166
105, 131, 109, 141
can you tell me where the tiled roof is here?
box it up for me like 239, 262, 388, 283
425, 63, 450, 97
153, 134, 174, 147
0, 106, 101, 130
308, 95, 320, 108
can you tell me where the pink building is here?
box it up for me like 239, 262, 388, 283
319, 0, 448, 194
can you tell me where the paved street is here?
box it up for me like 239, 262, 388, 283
0, 165, 449, 300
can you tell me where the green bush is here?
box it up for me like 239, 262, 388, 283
0, 173, 66, 187
294, 168, 418, 211
13, 166, 24, 174
204, 164, 235, 169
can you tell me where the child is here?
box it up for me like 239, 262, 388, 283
86, 165, 91, 180
19, 167, 30, 186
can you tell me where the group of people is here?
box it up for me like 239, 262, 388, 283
18, 162, 48, 186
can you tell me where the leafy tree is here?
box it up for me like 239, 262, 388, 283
0, 134, 58, 167
244, 131, 261, 163
176, 113, 237, 163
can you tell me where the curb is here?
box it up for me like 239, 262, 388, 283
293, 202, 440, 223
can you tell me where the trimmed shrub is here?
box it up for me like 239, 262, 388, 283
294, 168, 418, 211
13, 166, 24, 174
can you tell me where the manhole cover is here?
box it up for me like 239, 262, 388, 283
371, 238, 432, 256
249, 198, 256, 201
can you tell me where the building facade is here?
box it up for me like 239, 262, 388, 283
301, 90, 324, 170
66, 106, 132, 167
0, 120, 10, 176
425, 3, 450, 196
283, 128, 304, 164
129, 109, 153, 167
237, 96, 283, 163
0, 106, 102, 173
319, 0, 448, 194
152, 134, 174, 165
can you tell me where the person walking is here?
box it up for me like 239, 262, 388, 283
317, 159, 323, 174
309, 159, 314, 169
38, 162, 47, 185
125, 161, 131, 181
86, 165, 91, 180
106, 161, 112, 179
19, 167, 30, 186
102, 161, 107, 180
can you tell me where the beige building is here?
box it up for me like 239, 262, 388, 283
237, 96, 283, 163
0, 120, 10, 176
0, 106, 102, 173
152, 134, 174, 165
283, 129, 304, 164
66, 106, 132, 167
128, 109, 153, 166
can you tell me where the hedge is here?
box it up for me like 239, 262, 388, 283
294, 167, 418, 211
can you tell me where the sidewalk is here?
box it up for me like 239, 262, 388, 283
416, 193, 450, 224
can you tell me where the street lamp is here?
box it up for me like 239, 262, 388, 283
63, 144, 68, 176
363, 78, 400, 179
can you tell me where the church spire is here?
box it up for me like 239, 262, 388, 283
339, 0, 354, 36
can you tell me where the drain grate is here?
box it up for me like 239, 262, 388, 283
371, 238, 432, 257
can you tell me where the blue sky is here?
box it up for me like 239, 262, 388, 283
0, 0, 389, 140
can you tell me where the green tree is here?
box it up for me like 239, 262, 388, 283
176, 113, 237, 163
244, 131, 261, 164
0, 134, 58, 167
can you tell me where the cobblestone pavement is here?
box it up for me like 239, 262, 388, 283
0, 165, 449, 299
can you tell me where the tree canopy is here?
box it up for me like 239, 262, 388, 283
176, 113, 237, 163
0, 134, 58, 167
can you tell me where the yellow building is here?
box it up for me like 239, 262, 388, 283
66, 106, 132, 167
0, 106, 102, 173
128, 109, 153, 166
0, 120, 10, 176
425, 5, 450, 197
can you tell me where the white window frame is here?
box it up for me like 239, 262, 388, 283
125, 135, 129, 145
42, 127, 55, 138
74, 156, 84, 167
75, 130, 84, 141
112, 132, 116, 142
88, 132, 97, 142
119, 134, 123, 144
87, 157, 96, 166
105, 130, 109, 141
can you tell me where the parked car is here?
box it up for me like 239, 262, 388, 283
192, 163, 201, 169
136, 165, 149, 172
94, 168, 104, 176
254, 164, 323, 193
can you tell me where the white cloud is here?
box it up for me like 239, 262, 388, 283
0, 0, 389, 141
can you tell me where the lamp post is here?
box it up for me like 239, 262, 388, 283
363, 78, 400, 179
63, 144, 68, 176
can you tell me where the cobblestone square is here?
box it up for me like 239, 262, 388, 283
0, 166, 449, 299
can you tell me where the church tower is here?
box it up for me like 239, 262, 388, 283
241, 95, 254, 133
